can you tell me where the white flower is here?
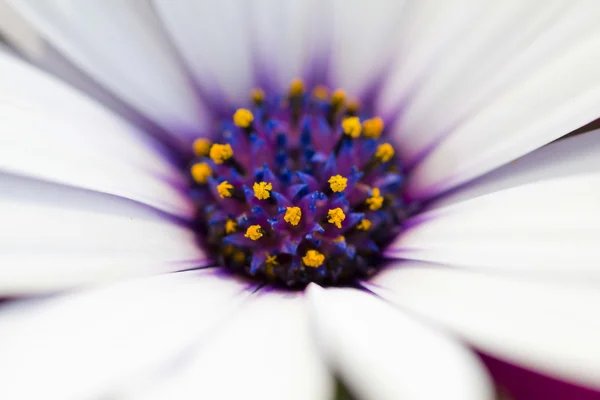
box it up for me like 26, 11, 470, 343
0, 1, 600, 399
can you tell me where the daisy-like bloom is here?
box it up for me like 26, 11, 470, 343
1, 1, 600, 399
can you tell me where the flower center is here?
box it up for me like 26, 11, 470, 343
189, 79, 408, 288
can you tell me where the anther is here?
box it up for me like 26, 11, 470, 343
217, 181, 234, 199
375, 143, 395, 162
346, 99, 360, 116
265, 253, 279, 267
193, 138, 212, 156
191, 162, 212, 184
244, 225, 264, 241
289, 78, 305, 97
342, 117, 361, 138
233, 108, 254, 129
357, 219, 372, 231
225, 219, 237, 234
331, 89, 346, 108
302, 250, 325, 268
363, 117, 384, 139
366, 188, 384, 211
253, 181, 273, 200
327, 208, 346, 228
284, 206, 302, 226
312, 85, 329, 100
209, 143, 234, 164
328, 174, 348, 193
251, 88, 265, 105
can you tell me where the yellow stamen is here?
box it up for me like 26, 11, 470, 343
193, 138, 211, 156
331, 89, 346, 106
233, 108, 254, 128
233, 251, 246, 263
190, 162, 212, 184
225, 219, 237, 234
253, 181, 273, 200
363, 117, 385, 139
312, 85, 329, 100
342, 116, 361, 138
346, 99, 360, 114
289, 78, 305, 96
357, 219, 372, 231
328, 174, 348, 193
209, 143, 233, 164
223, 244, 234, 256
366, 188, 384, 211
251, 88, 265, 103
284, 206, 302, 226
302, 250, 325, 268
265, 253, 279, 267
375, 143, 395, 162
333, 235, 345, 243
217, 181, 234, 198
327, 207, 346, 229
244, 225, 263, 240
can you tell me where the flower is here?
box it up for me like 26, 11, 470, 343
0, 2, 600, 400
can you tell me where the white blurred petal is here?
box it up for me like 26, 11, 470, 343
153, 0, 254, 104
367, 263, 600, 391
387, 174, 600, 282
433, 128, 600, 208
249, 0, 329, 91
0, 188, 206, 294
0, 0, 43, 57
329, 0, 407, 96
128, 292, 333, 400
401, 2, 600, 199
6, 0, 208, 134
0, 50, 193, 217
0, 269, 254, 400
306, 285, 493, 400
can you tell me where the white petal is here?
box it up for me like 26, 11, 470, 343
329, 0, 408, 96
402, 2, 600, 199
127, 292, 333, 400
306, 285, 493, 400
249, 0, 329, 91
0, 50, 193, 217
387, 174, 600, 282
367, 264, 600, 390
0, 185, 206, 294
432, 129, 600, 208
153, 0, 254, 104
0, 0, 43, 57
0, 269, 253, 400
6, 0, 208, 134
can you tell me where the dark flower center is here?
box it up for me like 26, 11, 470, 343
189, 79, 408, 288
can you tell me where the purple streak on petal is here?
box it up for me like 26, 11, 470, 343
478, 352, 600, 400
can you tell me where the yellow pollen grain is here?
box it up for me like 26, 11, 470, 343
233, 251, 246, 263
217, 181, 234, 198
253, 181, 273, 200
342, 116, 362, 138
244, 225, 263, 240
265, 253, 279, 267
209, 143, 233, 164
366, 188, 384, 211
363, 117, 385, 139
284, 206, 302, 226
190, 163, 212, 184
233, 108, 254, 128
193, 138, 211, 156
225, 219, 237, 234
328, 174, 348, 193
289, 78, 305, 96
375, 143, 395, 162
327, 207, 346, 229
302, 250, 325, 268
357, 219, 372, 231
331, 89, 346, 106
333, 235, 345, 243
251, 88, 265, 103
312, 85, 329, 100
